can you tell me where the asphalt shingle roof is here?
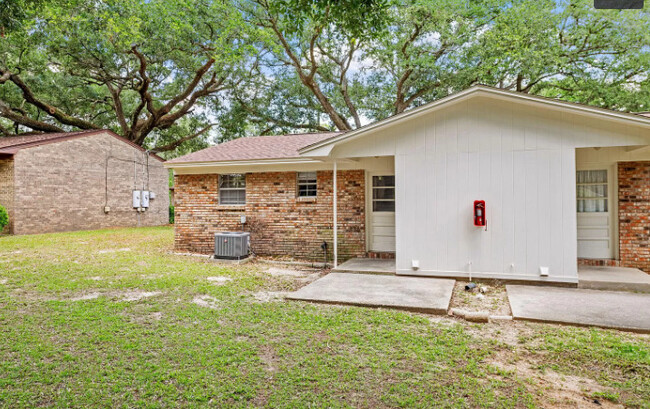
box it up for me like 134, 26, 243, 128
167, 132, 341, 163
0, 130, 163, 161
0, 130, 100, 149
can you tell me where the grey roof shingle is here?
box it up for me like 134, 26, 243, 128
167, 132, 341, 163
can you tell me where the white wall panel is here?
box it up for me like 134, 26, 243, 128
329, 95, 650, 283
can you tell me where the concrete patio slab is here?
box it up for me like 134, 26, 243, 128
578, 265, 650, 293
507, 285, 650, 333
287, 272, 454, 314
332, 258, 396, 275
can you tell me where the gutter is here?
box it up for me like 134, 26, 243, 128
164, 157, 325, 169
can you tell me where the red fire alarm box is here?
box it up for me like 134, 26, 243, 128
473, 200, 486, 227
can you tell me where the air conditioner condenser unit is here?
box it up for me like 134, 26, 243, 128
214, 232, 250, 260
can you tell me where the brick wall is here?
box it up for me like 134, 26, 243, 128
174, 170, 366, 261
618, 161, 650, 272
11, 132, 169, 235
0, 158, 13, 234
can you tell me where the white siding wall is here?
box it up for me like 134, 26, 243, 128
330, 95, 650, 282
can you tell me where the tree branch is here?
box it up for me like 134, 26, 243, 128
0, 99, 65, 132
1, 70, 100, 130
106, 82, 130, 135
151, 124, 215, 153
155, 74, 225, 132
158, 58, 216, 117
263, 7, 352, 130
237, 97, 331, 132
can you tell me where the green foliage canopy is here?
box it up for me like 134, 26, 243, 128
0, 0, 649, 156
0, 0, 257, 154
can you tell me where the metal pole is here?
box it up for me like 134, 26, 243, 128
333, 160, 338, 268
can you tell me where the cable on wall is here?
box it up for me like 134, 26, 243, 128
103, 139, 155, 213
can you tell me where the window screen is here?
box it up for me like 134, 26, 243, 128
297, 172, 317, 197
219, 174, 246, 205
576, 170, 607, 212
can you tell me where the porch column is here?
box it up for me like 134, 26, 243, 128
333, 160, 338, 267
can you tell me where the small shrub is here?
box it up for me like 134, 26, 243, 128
0, 204, 8, 230
169, 205, 175, 224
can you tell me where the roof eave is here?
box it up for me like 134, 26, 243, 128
164, 157, 325, 169
0, 130, 166, 162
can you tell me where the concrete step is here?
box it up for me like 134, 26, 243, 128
287, 273, 454, 314
332, 258, 396, 275
578, 266, 650, 293
508, 285, 650, 333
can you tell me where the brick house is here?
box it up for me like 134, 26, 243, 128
0, 130, 169, 235
167, 86, 650, 283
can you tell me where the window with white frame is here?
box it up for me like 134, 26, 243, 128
297, 171, 317, 198
576, 169, 608, 212
372, 175, 395, 212
219, 174, 246, 205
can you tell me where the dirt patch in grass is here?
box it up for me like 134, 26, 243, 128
427, 315, 458, 327
463, 320, 536, 348
206, 276, 233, 285
260, 265, 324, 283
120, 290, 162, 301
70, 292, 102, 301
263, 266, 318, 278
259, 345, 279, 373
192, 295, 219, 309
11, 289, 164, 302
96, 248, 131, 254
252, 291, 289, 302
450, 281, 512, 316
124, 311, 164, 325
487, 349, 624, 408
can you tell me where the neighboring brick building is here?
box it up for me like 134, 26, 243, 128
0, 130, 169, 235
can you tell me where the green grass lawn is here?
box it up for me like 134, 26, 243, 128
0, 227, 648, 408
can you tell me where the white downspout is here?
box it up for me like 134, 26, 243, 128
333, 160, 338, 268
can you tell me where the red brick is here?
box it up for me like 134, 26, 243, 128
618, 161, 650, 272
174, 170, 366, 261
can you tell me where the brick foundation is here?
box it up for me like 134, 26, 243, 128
367, 251, 395, 259
174, 170, 366, 261
577, 258, 621, 267
618, 161, 650, 272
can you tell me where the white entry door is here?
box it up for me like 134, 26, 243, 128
577, 169, 614, 259
368, 174, 395, 252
